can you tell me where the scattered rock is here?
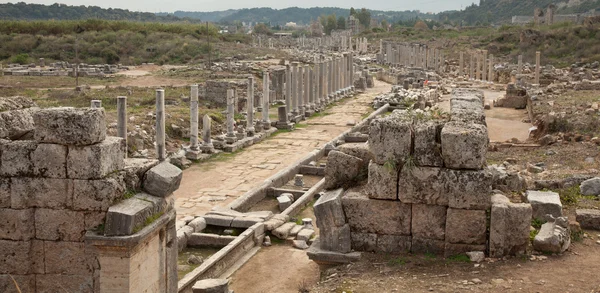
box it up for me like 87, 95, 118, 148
580, 177, 600, 196
293, 240, 309, 250
466, 251, 485, 263
187, 255, 204, 265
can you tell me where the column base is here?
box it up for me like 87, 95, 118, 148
225, 135, 238, 144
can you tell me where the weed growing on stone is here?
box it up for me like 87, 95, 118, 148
530, 229, 539, 242
531, 218, 545, 230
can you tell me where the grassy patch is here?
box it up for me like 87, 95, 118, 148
133, 211, 164, 234
424, 252, 437, 260
531, 218, 545, 230
387, 256, 407, 266
530, 229, 540, 242
446, 254, 470, 263
123, 189, 137, 200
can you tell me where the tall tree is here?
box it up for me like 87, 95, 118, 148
350, 7, 356, 16
337, 16, 346, 29
324, 14, 337, 35
357, 8, 371, 29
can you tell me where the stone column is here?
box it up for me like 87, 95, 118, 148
469, 53, 474, 80
285, 65, 291, 116
518, 54, 523, 75
91, 100, 102, 108
319, 60, 325, 106
188, 86, 198, 150
488, 54, 494, 82
476, 51, 481, 80
535, 51, 541, 85
247, 76, 255, 135
303, 65, 309, 113
117, 96, 127, 158
201, 114, 214, 152
263, 71, 271, 128
155, 89, 166, 161
298, 65, 305, 117
459, 52, 464, 77
226, 89, 237, 143
308, 66, 314, 111
291, 62, 299, 116
482, 50, 488, 82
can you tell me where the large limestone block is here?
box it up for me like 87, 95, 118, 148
350, 232, 377, 252
447, 169, 492, 209
33, 107, 106, 146
273, 222, 296, 240
411, 237, 445, 255
324, 150, 364, 190
188, 217, 207, 232
376, 234, 412, 254
73, 176, 125, 211
44, 241, 97, 274
122, 158, 160, 190
412, 204, 447, 240
526, 190, 563, 220
0, 240, 44, 274
441, 122, 488, 170
67, 136, 124, 179
0, 178, 9, 208
0, 208, 35, 240
398, 167, 448, 205
143, 162, 182, 197
413, 120, 444, 167
368, 115, 412, 165
0, 140, 36, 177
11, 178, 72, 209
575, 209, 600, 230
34, 208, 85, 241
0, 108, 36, 139
533, 216, 570, 253
444, 243, 486, 258
337, 143, 373, 170
319, 223, 352, 253
489, 194, 532, 258
104, 197, 154, 236
445, 208, 486, 244
36, 274, 94, 293
32, 143, 68, 178
192, 278, 229, 293
367, 161, 398, 200
0, 274, 36, 293
342, 188, 411, 236
314, 188, 346, 228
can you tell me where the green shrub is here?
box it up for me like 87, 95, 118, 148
10, 53, 29, 64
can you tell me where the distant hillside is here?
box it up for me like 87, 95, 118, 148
163, 7, 431, 25
0, 2, 195, 22
438, 0, 600, 25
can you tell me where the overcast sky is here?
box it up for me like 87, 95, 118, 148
4, 0, 477, 13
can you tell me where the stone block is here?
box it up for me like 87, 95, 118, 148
350, 232, 377, 252
0, 209, 35, 240
0, 179, 8, 208
533, 217, 570, 253
307, 239, 361, 264
272, 222, 296, 239
192, 278, 229, 293
0, 240, 44, 274
377, 234, 412, 254
412, 204, 447, 240
203, 215, 233, 227
44, 241, 96, 274
398, 167, 448, 205
35, 209, 85, 241
444, 243, 486, 258
231, 217, 262, 228
0, 140, 36, 177
445, 208, 486, 244
0, 274, 36, 293
446, 169, 493, 209
297, 229, 315, 242
411, 237, 445, 255
441, 122, 488, 170
0, 108, 36, 140
104, 197, 154, 236
67, 136, 124, 179
369, 115, 412, 165
413, 120, 444, 167
33, 107, 106, 145
121, 158, 159, 190
188, 217, 207, 232
337, 142, 373, 170
580, 177, 600, 196
314, 188, 346, 228
188, 233, 236, 247
489, 194, 532, 258
526, 190, 563, 220
32, 143, 67, 178
575, 209, 600, 230
73, 176, 125, 211
342, 188, 412, 236
366, 161, 398, 200
36, 274, 94, 293
319, 223, 352, 253
10, 177, 72, 209
277, 195, 292, 211
142, 162, 182, 197
324, 150, 364, 190
84, 211, 106, 230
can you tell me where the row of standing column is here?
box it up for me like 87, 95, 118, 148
382, 42, 444, 73
459, 50, 541, 84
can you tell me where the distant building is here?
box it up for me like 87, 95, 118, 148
285, 22, 297, 28
512, 7, 598, 25
347, 15, 360, 35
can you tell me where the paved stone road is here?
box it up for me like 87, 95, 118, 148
174, 80, 392, 218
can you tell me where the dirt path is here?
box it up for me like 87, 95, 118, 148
174, 80, 392, 218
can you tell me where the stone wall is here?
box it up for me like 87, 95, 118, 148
204, 79, 250, 110
0, 104, 180, 293
313, 88, 532, 260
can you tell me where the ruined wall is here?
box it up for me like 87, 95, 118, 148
203, 79, 249, 110
0, 102, 179, 293
316, 88, 531, 259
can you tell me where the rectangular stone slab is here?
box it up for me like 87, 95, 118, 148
342, 188, 411, 236
104, 197, 154, 236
